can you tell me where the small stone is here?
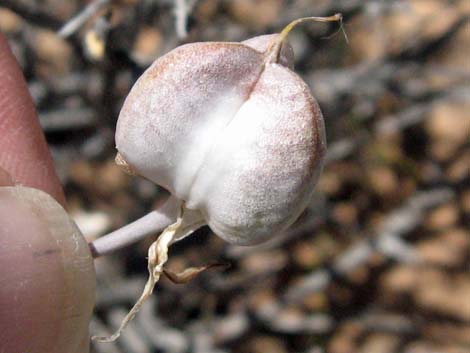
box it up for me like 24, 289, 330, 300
414, 270, 470, 321
245, 336, 288, 353
0, 8, 23, 33
425, 202, 459, 230
83, 29, 105, 61
359, 333, 400, 353
293, 233, 339, 269
347, 265, 369, 285
446, 151, 470, 183
404, 341, 469, 353
332, 202, 358, 226
303, 292, 329, 311
131, 27, 163, 66
416, 234, 464, 267
34, 29, 73, 75
427, 100, 470, 142
292, 240, 321, 268
381, 265, 418, 293
228, 0, 282, 30
317, 170, 342, 195
366, 166, 398, 197
240, 249, 287, 273
431, 20, 470, 71
348, 14, 388, 62
460, 190, 470, 213
98, 159, 130, 194
194, 0, 220, 23
424, 322, 470, 346
329, 322, 362, 353
426, 100, 470, 158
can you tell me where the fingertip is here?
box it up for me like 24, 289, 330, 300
0, 186, 96, 353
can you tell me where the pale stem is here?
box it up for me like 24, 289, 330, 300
89, 196, 179, 258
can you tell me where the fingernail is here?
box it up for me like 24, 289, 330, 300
0, 186, 96, 353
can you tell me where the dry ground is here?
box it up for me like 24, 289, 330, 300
1, 1, 469, 352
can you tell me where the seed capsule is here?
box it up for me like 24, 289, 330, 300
97, 14, 343, 343
114, 18, 339, 245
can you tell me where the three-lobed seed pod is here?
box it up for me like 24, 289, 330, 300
114, 16, 343, 246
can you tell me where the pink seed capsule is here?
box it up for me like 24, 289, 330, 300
96, 14, 344, 343
114, 19, 338, 246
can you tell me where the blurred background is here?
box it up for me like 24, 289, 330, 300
0, 0, 469, 352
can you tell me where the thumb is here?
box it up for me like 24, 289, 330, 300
0, 183, 96, 353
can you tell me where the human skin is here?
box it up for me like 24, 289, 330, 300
0, 33, 96, 353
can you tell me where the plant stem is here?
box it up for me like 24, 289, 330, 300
89, 196, 179, 258
266, 13, 345, 64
